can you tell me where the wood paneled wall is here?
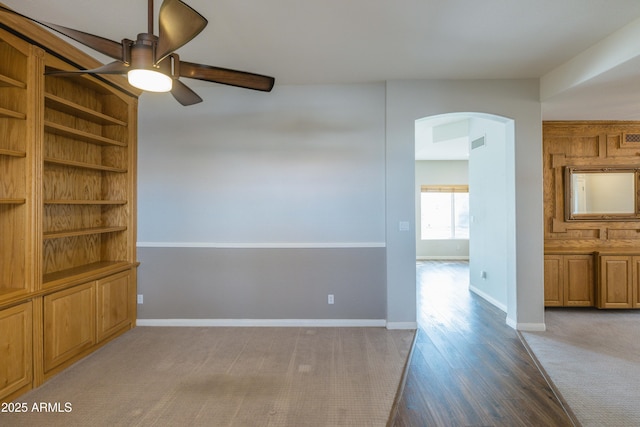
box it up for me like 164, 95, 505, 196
544, 121, 640, 251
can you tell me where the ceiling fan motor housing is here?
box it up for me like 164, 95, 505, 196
130, 34, 158, 69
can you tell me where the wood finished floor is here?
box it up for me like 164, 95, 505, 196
391, 261, 575, 427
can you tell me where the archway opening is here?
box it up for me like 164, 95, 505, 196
415, 112, 515, 319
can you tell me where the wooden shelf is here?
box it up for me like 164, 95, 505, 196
0, 288, 29, 307
43, 226, 127, 240
0, 287, 26, 297
44, 93, 127, 126
44, 157, 127, 173
0, 107, 26, 120
0, 198, 26, 204
0, 148, 26, 157
42, 261, 132, 288
44, 200, 127, 205
44, 121, 127, 147
0, 73, 26, 89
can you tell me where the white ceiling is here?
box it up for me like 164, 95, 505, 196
4, 0, 640, 158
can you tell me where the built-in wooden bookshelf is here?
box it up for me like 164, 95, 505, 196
0, 9, 139, 402
0, 21, 33, 403
0, 22, 29, 310
41, 53, 135, 288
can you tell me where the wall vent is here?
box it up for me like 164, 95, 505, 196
625, 133, 640, 143
471, 136, 486, 150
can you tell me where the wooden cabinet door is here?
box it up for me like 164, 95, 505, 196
544, 255, 563, 306
0, 302, 32, 401
44, 283, 95, 373
564, 255, 594, 306
633, 257, 640, 308
598, 256, 633, 308
97, 271, 131, 342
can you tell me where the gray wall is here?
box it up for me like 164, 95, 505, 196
137, 78, 545, 330
137, 247, 386, 320
137, 83, 388, 323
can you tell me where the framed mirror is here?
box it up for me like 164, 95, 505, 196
565, 167, 640, 221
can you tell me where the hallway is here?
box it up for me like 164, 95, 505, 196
391, 260, 575, 426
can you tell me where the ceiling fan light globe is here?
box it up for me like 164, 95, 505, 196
127, 69, 173, 92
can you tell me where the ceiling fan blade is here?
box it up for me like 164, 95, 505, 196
40, 22, 124, 61
156, 0, 208, 62
45, 61, 129, 76
171, 79, 203, 106
0, 5, 123, 61
179, 61, 275, 92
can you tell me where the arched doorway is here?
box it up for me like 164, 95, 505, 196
415, 112, 515, 315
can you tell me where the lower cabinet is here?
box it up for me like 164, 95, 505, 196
544, 253, 594, 307
42, 270, 135, 378
0, 269, 135, 402
44, 283, 96, 374
635, 257, 640, 308
545, 251, 640, 309
97, 271, 132, 342
597, 255, 640, 309
0, 302, 33, 401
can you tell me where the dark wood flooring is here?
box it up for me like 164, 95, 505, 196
390, 260, 576, 427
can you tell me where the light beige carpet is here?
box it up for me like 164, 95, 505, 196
3, 326, 414, 427
522, 308, 640, 427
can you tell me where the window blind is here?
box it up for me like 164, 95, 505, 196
421, 185, 469, 193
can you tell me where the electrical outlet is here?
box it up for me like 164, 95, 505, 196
137, 294, 143, 304
328, 294, 334, 304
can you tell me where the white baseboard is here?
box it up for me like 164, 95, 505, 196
137, 242, 385, 249
136, 318, 387, 328
505, 316, 546, 331
416, 256, 469, 260
469, 284, 507, 312
385, 321, 418, 330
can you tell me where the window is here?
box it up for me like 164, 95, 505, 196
420, 185, 469, 240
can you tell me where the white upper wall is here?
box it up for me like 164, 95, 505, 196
137, 83, 386, 245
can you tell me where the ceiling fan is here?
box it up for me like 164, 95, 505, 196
0, 0, 275, 105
